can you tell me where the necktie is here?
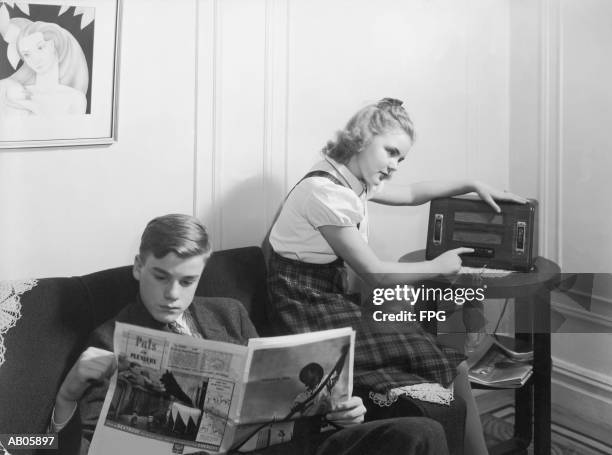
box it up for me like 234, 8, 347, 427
167, 321, 188, 335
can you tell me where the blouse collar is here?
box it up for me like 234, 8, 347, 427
323, 158, 367, 197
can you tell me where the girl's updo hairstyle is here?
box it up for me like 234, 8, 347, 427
322, 98, 415, 164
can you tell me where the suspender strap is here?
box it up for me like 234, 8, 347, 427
263, 170, 351, 257
288, 170, 360, 230
297, 170, 345, 187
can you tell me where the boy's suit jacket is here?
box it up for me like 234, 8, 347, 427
56, 295, 257, 455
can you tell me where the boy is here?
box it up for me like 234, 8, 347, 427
52, 214, 449, 455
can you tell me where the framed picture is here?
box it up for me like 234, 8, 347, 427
0, 0, 121, 148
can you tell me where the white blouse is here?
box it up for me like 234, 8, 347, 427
270, 158, 378, 264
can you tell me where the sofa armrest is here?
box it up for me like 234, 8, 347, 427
0, 277, 94, 435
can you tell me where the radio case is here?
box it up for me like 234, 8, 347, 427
425, 196, 538, 271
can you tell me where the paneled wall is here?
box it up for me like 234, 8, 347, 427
0, 0, 511, 279
196, 0, 511, 261
552, 1, 612, 438
509, 0, 612, 442
0, 0, 198, 279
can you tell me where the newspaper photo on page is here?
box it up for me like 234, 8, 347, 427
88, 323, 355, 455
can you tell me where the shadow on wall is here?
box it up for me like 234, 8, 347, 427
199, 175, 285, 255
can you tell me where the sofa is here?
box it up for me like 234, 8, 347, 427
0, 247, 268, 441
0, 246, 465, 454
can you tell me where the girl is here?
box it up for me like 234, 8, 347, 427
266, 98, 526, 455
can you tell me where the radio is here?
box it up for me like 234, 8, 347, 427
425, 196, 538, 271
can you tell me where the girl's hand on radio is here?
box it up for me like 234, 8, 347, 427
473, 181, 528, 213
432, 247, 474, 275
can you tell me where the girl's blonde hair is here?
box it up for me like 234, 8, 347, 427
322, 98, 415, 164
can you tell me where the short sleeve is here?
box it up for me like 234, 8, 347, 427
302, 179, 363, 229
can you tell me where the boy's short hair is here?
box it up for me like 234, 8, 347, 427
139, 214, 212, 260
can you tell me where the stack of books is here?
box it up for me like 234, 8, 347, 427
467, 334, 533, 388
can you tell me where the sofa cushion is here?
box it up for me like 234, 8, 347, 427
197, 246, 270, 335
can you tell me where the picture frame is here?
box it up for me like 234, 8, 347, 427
0, 0, 121, 148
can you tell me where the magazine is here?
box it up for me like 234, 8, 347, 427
88, 323, 355, 455
467, 335, 533, 388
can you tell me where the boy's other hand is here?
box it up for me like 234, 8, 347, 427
56, 347, 116, 412
473, 181, 528, 213
325, 396, 366, 427
432, 247, 474, 275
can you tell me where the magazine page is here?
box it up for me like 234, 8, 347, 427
469, 344, 533, 387
89, 322, 248, 455
229, 328, 355, 453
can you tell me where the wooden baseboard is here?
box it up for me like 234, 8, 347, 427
551, 358, 612, 447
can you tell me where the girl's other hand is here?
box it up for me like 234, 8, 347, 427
431, 247, 474, 275
473, 181, 528, 213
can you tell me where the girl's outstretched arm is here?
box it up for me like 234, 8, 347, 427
370, 179, 527, 211
319, 225, 473, 287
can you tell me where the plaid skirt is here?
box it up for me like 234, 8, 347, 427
266, 252, 465, 395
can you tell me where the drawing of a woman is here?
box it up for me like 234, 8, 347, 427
0, 18, 89, 116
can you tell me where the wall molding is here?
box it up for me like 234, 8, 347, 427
552, 357, 612, 400
567, 288, 612, 307
552, 287, 612, 329
464, 0, 475, 180
552, 356, 612, 444
192, 0, 200, 216
263, 0, 290, 229
195, 0, 219, 246
212, 0, 223, 249
538, 0, 562, 265
552, 299, 612, 330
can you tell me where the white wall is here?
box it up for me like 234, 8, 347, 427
195, 0, 512, 261
291, 0, 510, 261
551, 3, 612, 433
509, 0, 612, 441
0, 0, 512, 280
560, 0, 612, 274
0, 0, 198, 280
